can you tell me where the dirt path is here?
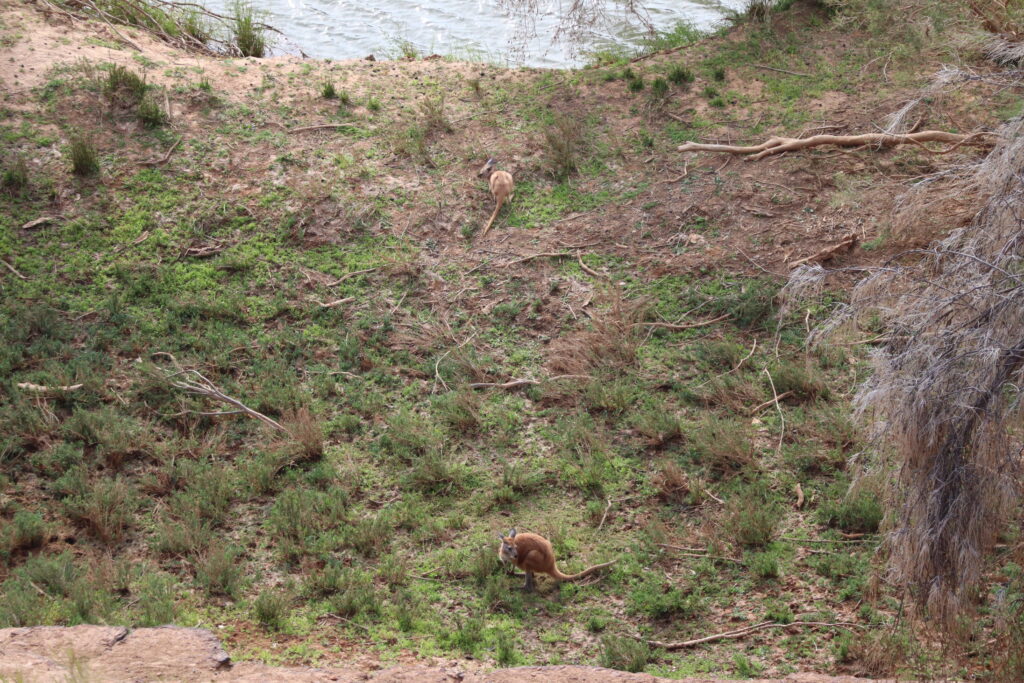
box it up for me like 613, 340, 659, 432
0, 626, 894, 682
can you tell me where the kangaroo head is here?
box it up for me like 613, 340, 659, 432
477, 158, 497, 178
497, 528, 518, 563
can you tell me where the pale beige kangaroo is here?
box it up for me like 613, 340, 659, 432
498, 529, 616, 591
477, 158, 514, 238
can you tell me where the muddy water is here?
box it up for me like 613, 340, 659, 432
211, 0, 746, 67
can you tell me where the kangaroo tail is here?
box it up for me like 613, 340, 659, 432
479, 200, 502, 238
551, 559, 617, 582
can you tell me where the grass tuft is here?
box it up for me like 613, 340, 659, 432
69, 135, 100, 176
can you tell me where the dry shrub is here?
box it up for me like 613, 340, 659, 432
695, 374, 764, 411
545, 292, 645, 375
283, 407, 323, 461
786, 117, 1024, 626
688, 415, 757, 476
653, 461, 694, 505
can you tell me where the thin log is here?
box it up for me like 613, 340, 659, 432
314, 297, 355, 308
503, 252, 572, 268
289, 123, 364, 134
157, 360, 290, 435
1, 259, 27, 280
140, 136, 181, 167
656, 544, 742, 563
468, 374, 591, 389
325, 267, 377, 286
17, 382, 84, 394
636, 313, 730, 330
635, 621, 862, 650
678, 130, 995, 161
753, 64, 812, 77
750, 390, 795, 415
577, 252, 602, 278
789, 233, 858, 269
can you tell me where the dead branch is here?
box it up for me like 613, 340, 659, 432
289, 123, 364, 134
634, 621, 862, 650
325, 267, 377, 286
788, 233, 858, 269
655, 544, 742, 563
314, 297, 355, 308
503, 252, 572, 268
678, 130, 996, 161
155, 356, 290, 435
577, 252, 602, 278
635, 313, 730, 331
597, 497, 613, 530
468, 374, 591, 389
17, 382, 84, 394
139, 136, 182, 167
750, 390, 795, 415
753, 64, 812, 77
1, 259, 27, 280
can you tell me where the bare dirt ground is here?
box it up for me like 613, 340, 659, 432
0, 626, 895, 682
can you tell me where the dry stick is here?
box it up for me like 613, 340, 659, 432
678, 130, 995, 161
597, 497, 613, 531
140, 136, 182, 167
468, 374, 591, 390
750, 390, 795, 416
656, 545, 742, 563
17, 382, 84, 394
503, 252, 571, 268
314, 297, 355, 308
780, 536, 870, 544
763, 367, 785, 458
325, 267, 377, 286
81, 0, 144, 51
1, 259, 27, 280
636, 313, 731, 331
753, 64, 812, 77
789, 234, 858, 269
636, 621, 862, 650
577, 252, 602, 278
159, 361, 290, 435
289, 123, 364, 134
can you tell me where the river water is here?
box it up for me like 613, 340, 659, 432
209, 0, 746, 68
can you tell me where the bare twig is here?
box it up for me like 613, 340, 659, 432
633, 620, 862, 650
763, 366, 785, 457
17, 382, 84, 394
139, 136, 182, 167
750, 390, 795, 415
313, 297, 355, 308
679, 130, 995, 161
468, 374, 591, 389
789, 233, 859, 269
154, 356, 290, 435
635, 313, 730, 330
753, 64, 812, 77
577, 252, 602, 278
503, 252, 572, 268
0, 259, 27, 280
597, 497, 613, 530
656, 544, 742, 563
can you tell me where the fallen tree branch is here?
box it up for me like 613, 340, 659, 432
289, 123, 367, 134
1, 258, 27, 280
503, 252, 572, 268
753, 64, 812, 77
313, 297, 355, 308
635, 313, 730, 330
635, 620, 862, 650
577, 252, 602, 278
678, 130, 995, 161
17, 382, 84, 394
655, 544, 742, 563
468, 374, 591, 389
139, 136, 182, 167
153, 355, 290, 435
750, 390, 795, 415
788, 233, 858, 269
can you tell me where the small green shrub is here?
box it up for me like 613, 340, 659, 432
688, 414, 756, 475
628, 576, 702, 619
8, 510, 47, 551
418, 94, 452, 133
820, 488, 883, 533
748, 550, 781, 579
1, 156, 29, 192
195, 545, 245, 597
667, 64, 694, 86
253, 589, 291, 631
135, 573, 177, 626
543, 113, 586, 178
326, 569, 377, 617
600, 635, 650, 672
712, 65, 727, 82
702, 85, 718, 98
768, 361, 829, 402
320, 80, 337, 99
650, 77, 669, 99
232, 1, 266, 57
723, 482, 781, 548
69, 135, 99, 176
104, 65, 147, 102
628, 77, 645, 92
62, 476, 137, 545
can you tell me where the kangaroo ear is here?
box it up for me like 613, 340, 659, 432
509, 528, 517, 538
